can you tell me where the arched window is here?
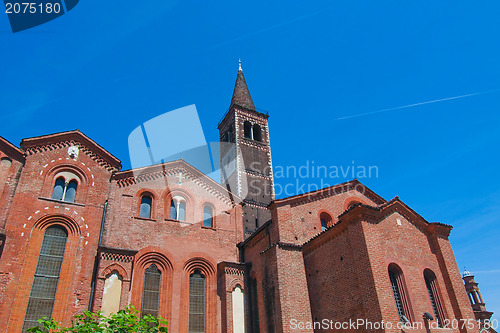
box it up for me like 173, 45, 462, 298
424, 270, 444, 327
244, 121, 252, 139
65, 180, 78, 203
51, 176, 78, 203
252, 124, 262, 142
170, 196, 186, 221
189, 270, 205, 333
388, 264, 412, 323
203, 205, 213, 228
170, 200, 177, 220
320, 212, 332, 232
140, 195, 153, 219
141, 264, 161, 318
22, 226, 68, 332
51, 177, 65, 201
0, 157, 12, 168
179, 201, 186, 221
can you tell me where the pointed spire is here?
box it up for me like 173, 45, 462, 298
239, 58, 242, 71
230, 59, 255, 110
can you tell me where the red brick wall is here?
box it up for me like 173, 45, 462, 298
0, 143, 115, 333
95, 166, 244, 332
362, 210, 479, 333
303, 219, 383, 331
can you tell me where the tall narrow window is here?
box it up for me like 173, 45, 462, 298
170, 197, 186, 221
424, 270, 444, 327
51, 177, 78, 202
320, 212, 332, 232
170, 200, 177, 220
320, 219, 327, 231
141, 264, 161, 318
388, 265, 411, 323
64, 180, 78, 203
140, 195, 152, 219
244, 121, 252, 139
189, 270, 205, 333
178, 200, 186, 221
203, 205, 213, 228
22, 226, 68, 332
51, 177, 65, 201
252, 124, 262, 142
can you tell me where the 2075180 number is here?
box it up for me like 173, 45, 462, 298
5, 2, 61, 14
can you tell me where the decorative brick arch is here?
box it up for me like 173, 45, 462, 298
33, 213, 81, 236
8, 214, 82, 332
180, 256, 217, 333
135, 189, 156, 219
101, 263, 129, 281
343, 196, 367, 211
228, 278, 245, 292
317, 209, 334, 229
165, 186, 195, 222
42, 164, 90, 203
200, 200, 217, 228
131, 249, 174, 322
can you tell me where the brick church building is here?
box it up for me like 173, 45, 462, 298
0, 65, 494, 333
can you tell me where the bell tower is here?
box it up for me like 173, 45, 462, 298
218, 61, 274, 237
462, 269, 494, 325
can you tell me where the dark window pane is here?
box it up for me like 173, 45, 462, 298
321, 219, 327, 232
140, 196, 152, 218
141, 264, 161, 318
244, 121, 252, 139
203, 206, 213, 228
64, 180, 77, 203
389, 269, 405, 322
253, 124, 262, 142
51, 177, 65, 201
170, 200, 177, 220
425, 274, 442, 327
22, 226, 67, 333
189, 271, 205, 333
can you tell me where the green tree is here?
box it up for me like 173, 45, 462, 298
26, 306, 168, 333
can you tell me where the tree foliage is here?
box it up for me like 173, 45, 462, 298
26, 306, 168, 333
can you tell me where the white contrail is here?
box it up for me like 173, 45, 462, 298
337, 90, 499, 120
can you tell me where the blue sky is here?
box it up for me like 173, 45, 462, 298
1, 0, 499, 322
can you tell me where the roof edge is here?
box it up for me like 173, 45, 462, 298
20, 129, 121, 170
0, 136, 25, 162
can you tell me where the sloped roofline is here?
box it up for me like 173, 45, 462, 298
302, 196, 452, 251
20, 129, 122, 170
0, 136, 25, 162
113, 159, 242, 203
269, 179, 387, 208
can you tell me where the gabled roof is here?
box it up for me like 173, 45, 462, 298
113, 159, 241, 205
303, 196, 453, 253
20, 130, 122, 171
0, 136, 25, 162
269, 179, 387, 208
